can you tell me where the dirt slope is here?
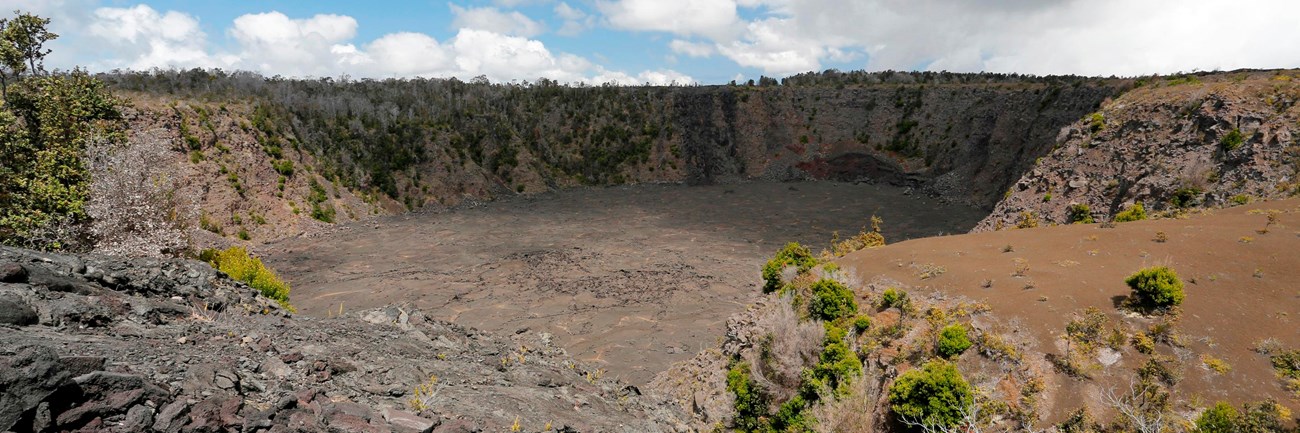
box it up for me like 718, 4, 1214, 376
843, 198, 1300, 420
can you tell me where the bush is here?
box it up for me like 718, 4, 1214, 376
1125, 266, 1185, 311
272, 159, 295, 177
1196, 402, 1241, 433
888, 360, 973, 428
936, 324, 973, 359
852, 315, 872, 333
880, 288, 909, 310
802, 324, 862, 399
1088, 112, 1106, 132
1067, 203, 1094, 224
1221, 128, 1244, 151
1170, 187, 1203, 208
726, 362, 769, 433
809, 279, 857, 321
1114, 202, 1148, 222
762, 242, 816, 293
204, 246, 294, 311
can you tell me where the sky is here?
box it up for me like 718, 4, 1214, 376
3, 0, 1299, 85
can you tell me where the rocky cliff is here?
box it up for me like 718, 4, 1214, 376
0, 246, 687, 432
976, 70, 1300, 230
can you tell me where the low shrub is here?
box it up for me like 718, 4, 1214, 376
936, 324, 973, 359
762, 242, 817, 293
1196, 402, 1241, 433
1170, 187, 1203, 208
880, 288, 909, 310
852, 315, 872, 333
1067, 203, 1094, 224
1125, 266, 1185, 311
803, 324, 862, 398
888, 360, 973, 428
726, 362, 770, 432
809, 279, 857, 321
1221, 128, 1244, 151
1114, 202, 1148, 222
203, 246, 294, 311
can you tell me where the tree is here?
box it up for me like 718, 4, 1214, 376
0, 11, 55, 100
0, 11, 120, 250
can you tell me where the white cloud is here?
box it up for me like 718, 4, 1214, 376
554, 2, 595, 36
592, 68, 693, 85
363, 32, 449, 76
449, 28, 581, 82
703, 0, 1300, 76
715, 18, 828, 75
449, 4, 544, 37
228, 12, 359, 76
74, 6, 690, 85
669, 39, 713, 58
86, 5, 231, 70
597, 0, 740, 40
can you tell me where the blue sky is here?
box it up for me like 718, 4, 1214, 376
7, 0, 1300, 85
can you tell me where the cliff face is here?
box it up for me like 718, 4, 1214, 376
106, 72, 1123, 245
684, 82, 1122, 208
976, 70, 1300, 231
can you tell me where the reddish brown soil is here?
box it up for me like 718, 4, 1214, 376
839, 199, 1300, 413
263, 181, 985, 384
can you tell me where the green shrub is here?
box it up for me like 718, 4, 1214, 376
1114, 202, 1148, 222
726, 362, 770, 433
1015, 211, 1040, 229
1067, 203, 1094, 224
1170, 187, 1203, 208
880, 288, 909, 310
1125, 266, 1185, 311
1088, 112, 1105, 132
888, 360, 973, 428
1221, 128, 1244, 151
205, 246, 294, 311
853, 315, 872, 333
272, 159, 295, 177
762, 242, 817, 293
1196, 402, 1241, 433
936, 324, 973, 358
802, 324, 862, 399
809, 279, 857, 321
1240, 400, 1289, 433
1270, 350, 1300, 397
237, 228, 251, 241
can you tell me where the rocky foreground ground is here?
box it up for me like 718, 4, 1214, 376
0, 246, 688, 433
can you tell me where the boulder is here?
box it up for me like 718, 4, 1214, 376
0, 346, 73, 432
0, 296, 37, 326
0, 262, 27, 283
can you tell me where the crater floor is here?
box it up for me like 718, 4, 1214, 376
265, 181, 985, 383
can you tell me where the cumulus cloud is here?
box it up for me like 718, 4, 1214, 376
597, 0, 740, 40
449, 4, 544, 37
228, 12, 359, 76
85, 5, 232, 70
